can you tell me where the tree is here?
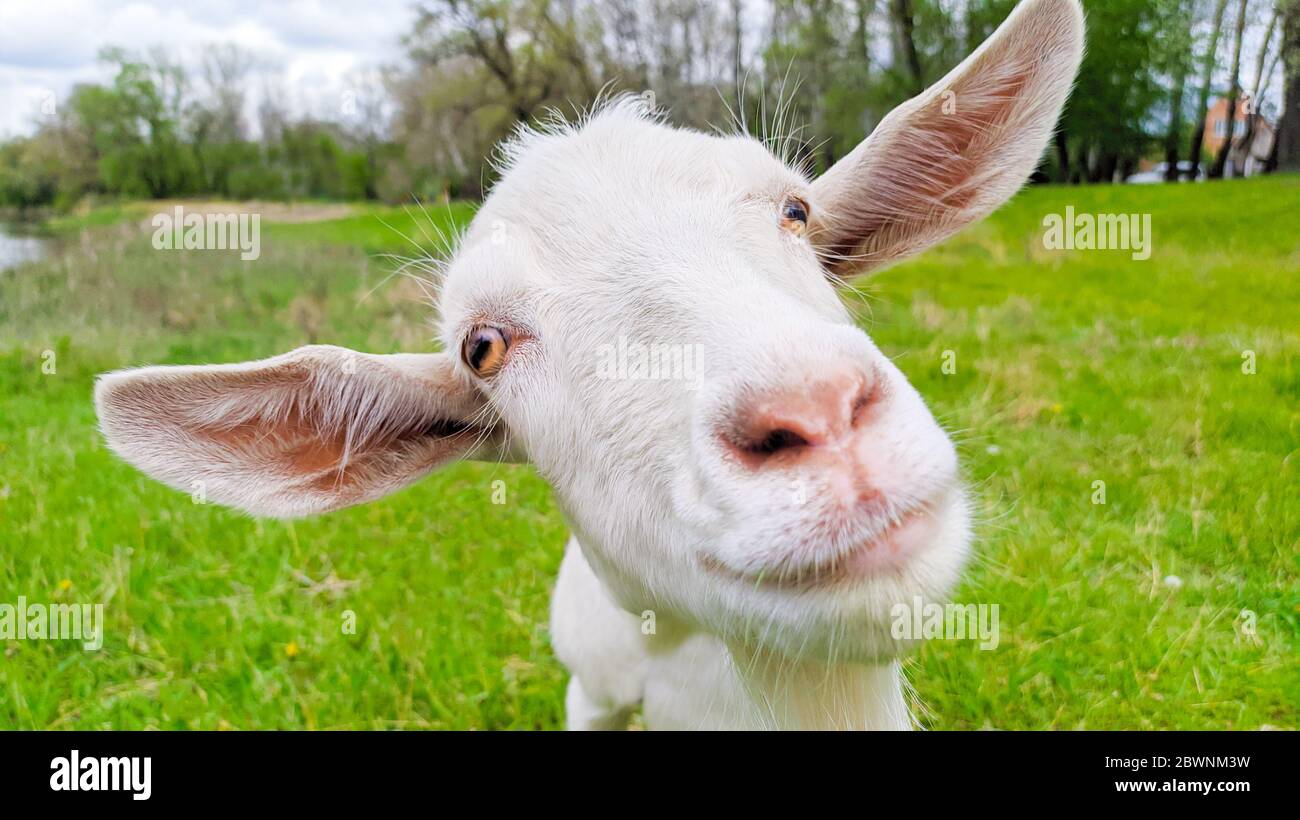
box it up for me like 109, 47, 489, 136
70, 49, 197, 199
1238, 3, 1280, 174
406, 0, 605, 124
730, 0, 745, 86
399, 0, 615, 194
1189, 0, 1231, 177
190, 44, 255, 195
1278, 0, 1300, 169
1209, 0, 1249, 178
341, 68, 392, 200
1058, 0, 1167, 182
1160, 0, 1199, 180
889, 0, 925, 95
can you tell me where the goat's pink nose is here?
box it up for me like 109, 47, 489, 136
722, 369, 881, 469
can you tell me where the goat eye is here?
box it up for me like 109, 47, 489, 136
780, 197, 809, 235
463, 326, 510, 378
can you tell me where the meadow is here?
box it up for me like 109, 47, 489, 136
0, 177, 1296, 729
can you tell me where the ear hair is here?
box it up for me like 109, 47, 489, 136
96, 346, 506, 518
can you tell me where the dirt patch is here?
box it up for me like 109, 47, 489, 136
137, 200, 356, 227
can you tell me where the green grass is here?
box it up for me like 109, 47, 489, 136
1, 178, 1296, 729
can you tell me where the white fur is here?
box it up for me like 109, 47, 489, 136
95, 0, 1084, 730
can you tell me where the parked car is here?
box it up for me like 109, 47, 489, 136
1125, 161, 1205, 183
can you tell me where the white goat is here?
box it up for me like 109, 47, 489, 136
95, 0, 1084, 730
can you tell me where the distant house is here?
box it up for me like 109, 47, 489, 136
1203, 97, 1276, 176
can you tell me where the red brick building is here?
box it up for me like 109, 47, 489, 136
1203, 97, 1276, 176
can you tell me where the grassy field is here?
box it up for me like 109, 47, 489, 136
1, 178, 1296, 730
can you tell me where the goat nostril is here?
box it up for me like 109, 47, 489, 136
849, 375, 883, 428
751, 428, 809, 456
722, 424, 813, 468
723, 369, 882, 469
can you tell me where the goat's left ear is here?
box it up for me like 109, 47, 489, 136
96, 345, 511, 518
809, 0, 1084, 275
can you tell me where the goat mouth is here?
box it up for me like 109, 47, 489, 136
701, 500, 941, 590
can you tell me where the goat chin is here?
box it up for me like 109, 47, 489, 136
549, 482, 971, 730
552, 537, 923, 730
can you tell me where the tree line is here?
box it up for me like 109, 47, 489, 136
2, 0, 1297, 211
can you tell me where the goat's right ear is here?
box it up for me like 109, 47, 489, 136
808, 0, 1084, 276
95, 345, 510, 518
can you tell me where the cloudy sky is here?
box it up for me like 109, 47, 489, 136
0, 0, 418, 138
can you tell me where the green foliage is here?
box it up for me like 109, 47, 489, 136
0, 139, 60, 210
69, 51, 192, 198
0, 49, 382, 211
1057, 1, 1166, 176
